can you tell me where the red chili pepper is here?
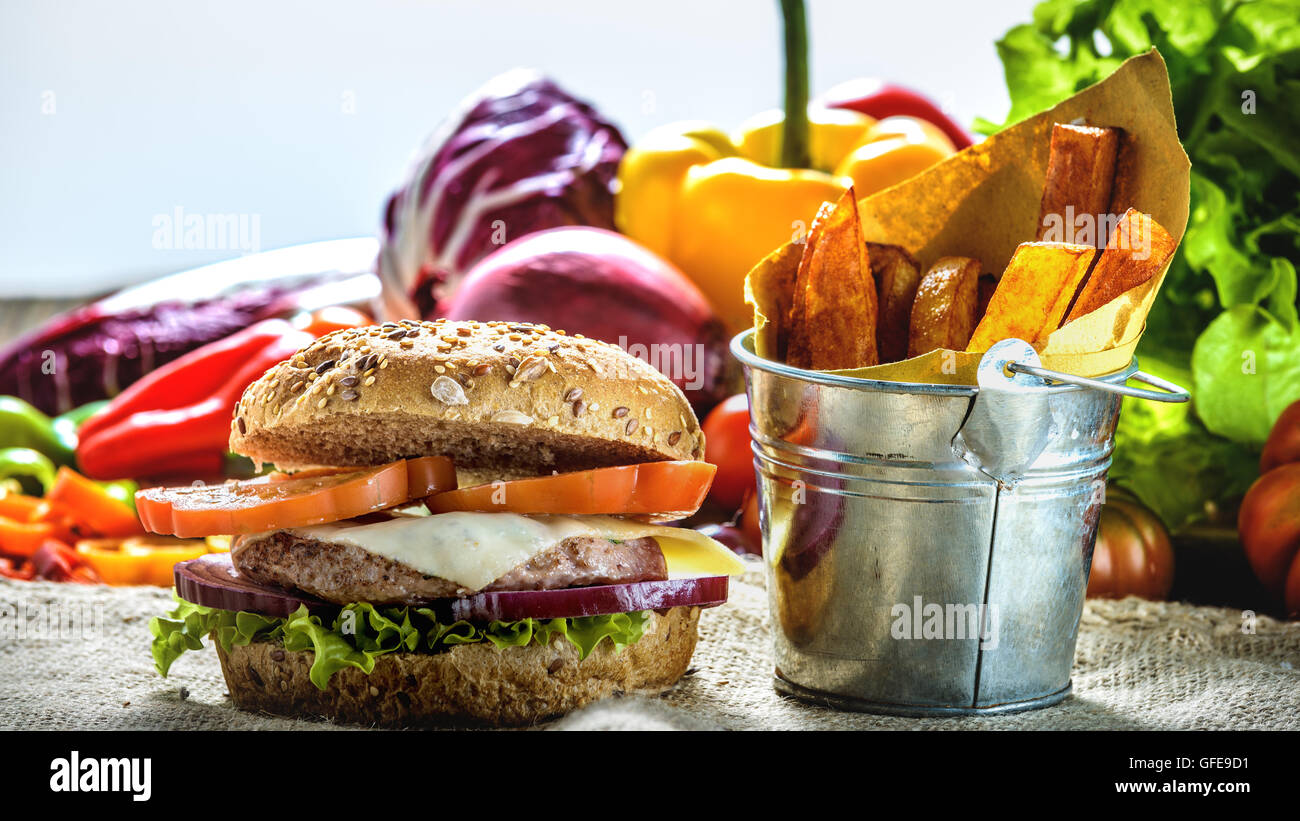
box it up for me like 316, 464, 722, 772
79, 319, 303, 441
819, 78, 973, 150
76, 322, 314, 480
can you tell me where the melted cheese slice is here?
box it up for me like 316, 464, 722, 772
289, 512, 746, 591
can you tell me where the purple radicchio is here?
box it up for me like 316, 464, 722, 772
376, 69, 628, 320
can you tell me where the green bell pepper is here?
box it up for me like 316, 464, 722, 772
0, 397, 75, 465
0, 396, 108, 468
0, 447, 58, 494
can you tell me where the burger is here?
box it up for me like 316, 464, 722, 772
144, 319, 744, 727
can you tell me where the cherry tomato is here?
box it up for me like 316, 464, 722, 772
701, 394, 755, 511
1261, 399, 1300, 474
1087, 497, 1174, 600
1239, 462, 1300, 617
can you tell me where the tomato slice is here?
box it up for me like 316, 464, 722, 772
266, 457, 457, 499
424, 461, 716, 521
137, 456, 456, 537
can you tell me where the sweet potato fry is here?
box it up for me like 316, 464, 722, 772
966, 242, 1098, 352
787, 190, 879, 370
866, 242, 921, 363
907, 256, 981, 358
1063, 209, 1175, 323
1036, 123, 1121, 247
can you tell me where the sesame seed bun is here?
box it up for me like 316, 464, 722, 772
215, 605, 700, 727
229, 319, 704, 475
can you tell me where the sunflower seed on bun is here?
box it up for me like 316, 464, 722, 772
230, 319, 704, 475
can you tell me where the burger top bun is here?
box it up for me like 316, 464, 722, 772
229, 319, 704, 475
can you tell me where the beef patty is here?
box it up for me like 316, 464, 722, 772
231, 530, 668, 605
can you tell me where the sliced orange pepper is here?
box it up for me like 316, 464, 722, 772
47, 467, 146, 538
0, 492, 43, 523
30, 498, 86, 544
0, 515, 56, 558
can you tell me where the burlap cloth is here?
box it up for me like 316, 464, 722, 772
2, 561, 1297, 730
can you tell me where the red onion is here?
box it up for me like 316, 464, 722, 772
175, 553, 337, 618
175, 553, 727, 622
433, 575, 728, 622
443, 227, 734, 412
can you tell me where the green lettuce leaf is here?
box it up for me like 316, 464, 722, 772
983, 0, 1300, 528
1191, 303, 1300, 443
1110, 357, 1260, 529
150, 597, 650, 691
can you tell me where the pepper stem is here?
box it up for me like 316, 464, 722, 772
779, 0, 810, 169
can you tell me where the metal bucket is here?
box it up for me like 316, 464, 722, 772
731, 331, 1189, 716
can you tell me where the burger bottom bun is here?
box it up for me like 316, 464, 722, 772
216, 606, 701, 727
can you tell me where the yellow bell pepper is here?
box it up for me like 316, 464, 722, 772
615, 109, 954, 333
76, 536, 212, 586
733, 107, 878, 171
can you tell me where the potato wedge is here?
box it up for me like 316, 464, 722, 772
785, 201, 833, 368
1036, 123, 1121, 247
747, 241, 804, 362
867, 242, 921, 363
787, 189, 879, 370
976, 273, 997, 320
1063, 209, 1175, 323
966, 242, 1098, 352
907, 256, 981, 358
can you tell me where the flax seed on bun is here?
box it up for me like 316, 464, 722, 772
229, 319, 704, 474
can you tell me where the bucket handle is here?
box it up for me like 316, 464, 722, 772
1005, 362, 1190, 403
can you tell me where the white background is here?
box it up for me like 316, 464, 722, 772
0, 0, 1038, 297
